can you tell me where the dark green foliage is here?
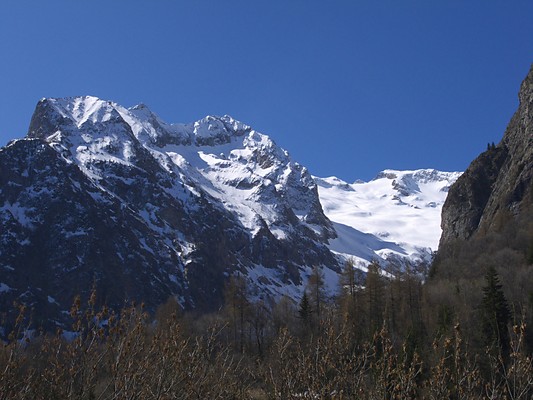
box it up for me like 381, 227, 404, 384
486, 142, 497, 151
480, 266, 511, 356
297, 291, 312, 327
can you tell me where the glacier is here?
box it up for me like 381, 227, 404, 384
315, 169, 461, 272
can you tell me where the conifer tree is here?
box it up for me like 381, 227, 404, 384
480, 266, 511, 356
298, 291, 312, 327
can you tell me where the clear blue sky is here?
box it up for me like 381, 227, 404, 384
1, 1, 532, 182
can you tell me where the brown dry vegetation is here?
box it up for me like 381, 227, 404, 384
1, 259, 532, 399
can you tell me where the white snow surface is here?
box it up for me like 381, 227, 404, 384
315, 169, 461, 268
43, 97, 461, 267
34, 96, 462, 302
41, 96, 321, 239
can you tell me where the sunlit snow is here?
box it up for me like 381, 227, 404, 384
315, 169, 461, 268
23, 96, 463, 305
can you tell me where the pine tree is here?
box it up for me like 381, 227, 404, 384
480, 266, 511, 356
298, 291, 312, 327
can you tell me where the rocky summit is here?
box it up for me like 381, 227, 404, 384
0, 96, 457, 332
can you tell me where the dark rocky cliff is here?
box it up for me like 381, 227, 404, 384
439, 64, 533, 249
436, 65, 533, 276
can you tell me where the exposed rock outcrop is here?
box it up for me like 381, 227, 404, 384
438, 64, 533, 269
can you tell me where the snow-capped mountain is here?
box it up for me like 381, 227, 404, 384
0, 95, 459, 331
315, 169, 461, 271
0, 96, 338, 330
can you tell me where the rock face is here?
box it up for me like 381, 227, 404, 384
0, 96, 338, 331
439, 64, 533, 251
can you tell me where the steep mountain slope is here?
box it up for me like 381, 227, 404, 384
435, 64, 533, 278
315, 169, 460, 270
0, 95, 459, 332
1, 96, 338, 330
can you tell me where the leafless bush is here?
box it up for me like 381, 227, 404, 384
1, 290, 532, 399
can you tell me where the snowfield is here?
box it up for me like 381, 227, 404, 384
315, 169, 461, 270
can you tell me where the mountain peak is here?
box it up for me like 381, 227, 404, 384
28, 96, 126, 140
130, 102, 150, 111
46, 96, 116, 125
27, 96, 256, 149
2, 95, 342, 329
190, 115, 250, 146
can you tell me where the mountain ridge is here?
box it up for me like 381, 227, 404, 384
0, 95, 459, 331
